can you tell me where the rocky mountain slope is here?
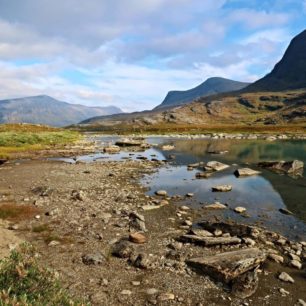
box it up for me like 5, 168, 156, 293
0, 95, 122, 127
246, 29, 306, 92
156, 77, 250, 109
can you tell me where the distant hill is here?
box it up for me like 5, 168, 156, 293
0, 95, 122, 127
155, 77, 250, 109
245, 29, 306, 92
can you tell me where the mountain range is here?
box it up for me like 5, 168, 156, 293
79, 28, 306, 129
0, 95, 122, 127
155, 77, 250, 109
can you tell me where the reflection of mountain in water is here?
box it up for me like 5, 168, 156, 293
164, 139, 306, 167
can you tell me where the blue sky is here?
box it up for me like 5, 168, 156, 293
0, 0, 305, 111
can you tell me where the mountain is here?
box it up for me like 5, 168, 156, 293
0, 95, 122, 127
246, 29, 306, 92
155, 77, 250, 109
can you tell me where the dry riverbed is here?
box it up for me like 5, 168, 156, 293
0, 155, 306, 305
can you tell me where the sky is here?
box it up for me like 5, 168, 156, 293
0, 0, 305, 112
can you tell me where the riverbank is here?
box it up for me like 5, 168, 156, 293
0, 153, 305, 305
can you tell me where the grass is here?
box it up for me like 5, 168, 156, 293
0, 244, 88, 305
0, 203, 39, 221
0, 124, 80, 159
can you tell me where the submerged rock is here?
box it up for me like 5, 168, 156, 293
234, 168, 261, 177
204, 202, 227, 209
205, 161, 230, 172
212, 185, 232, 192
115, 138, 145, 147
258, 160, 304, 176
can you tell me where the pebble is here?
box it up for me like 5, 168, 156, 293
121, 290, 132, 295
146, 288, 159, 295
129, 232, 147, 244
279, 288, 289, 295
234, 207, 246, 213
157, 293, 175, 301
278, 272, 294, 283
268, 253, 284, 264
132, 281, 141, 286
290, 260, 302, 269
180, 206, 190, 211
155, 190, 167, 196
297, 299, 306, 306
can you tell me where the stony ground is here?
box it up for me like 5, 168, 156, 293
0, 156, 306, 306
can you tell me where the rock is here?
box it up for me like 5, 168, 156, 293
212, 185, 232, 192
133, 253, 150, 269
132, 281, 141, 286
112, 240, 134, 258
180, 235, 241, 246
258, 160, 304, 176
121, 290, 132, 295
157, 293, 175, 301
146, 288, 159, 295
115, 138, 145, 147
129, 232, 147, 244
204, 202, 227, 209
129, 212, 147, 232
103, 145, 120, 153
187, 248, 266, 284
155, 190, 167, 196
32, 186, 54, 197
71, 190, 85, 201
234, 168, 261, 177
183, 220, 193, 227
82, 253, 105, 265
213, 229, 222, 237
278, 272, 294, 283
180, 206, 190, 211
234, 207, 247, 213
279, 208, 294, 215
190, 228, 213, 237
268, 253, 284, 264
186, 193, 194, 197
279, 288, 290, 296
243, 238, 256, 246
48, 240, 60, 247
162, 145, 175, 151
232, 268, 259, 298
196, 172, 212, 179
205, 161, 230, 172
290, 260, 302, 269
297, 299, 306, 306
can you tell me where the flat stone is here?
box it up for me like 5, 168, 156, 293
205, 161, 230, 172
258, 160, 304, 176
129, 232, 147, 244
155, 190, 167, 196
234, 207, 247, 213
268, 253, 284, 264
180, 235, 241, 246
103, 145, 120, 153
204, 202, 227, 209
212, 185, 232, 192
121, 290, 132, 295
157, 293, 175, 301
190, 228, 213, 237
278, 272, 294, 283
234, 168, 261, 177
297, 299, 306, 306
146, 288, 159, 295
187, 248, 266, 283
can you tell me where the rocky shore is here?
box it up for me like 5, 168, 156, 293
0, 139, 305, 305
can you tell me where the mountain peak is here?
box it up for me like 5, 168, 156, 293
245, 29, 306, 92
155, 77, 250, 109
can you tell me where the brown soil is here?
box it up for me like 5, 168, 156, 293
0, 158, 305, 306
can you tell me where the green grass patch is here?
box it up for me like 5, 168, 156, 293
0, 244, 88, 305
0, 124, 80, 159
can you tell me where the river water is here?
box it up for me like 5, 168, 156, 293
54, 136, 306, 240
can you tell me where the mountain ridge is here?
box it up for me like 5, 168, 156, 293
155, 77, 250, 109
0, 95, 122, 127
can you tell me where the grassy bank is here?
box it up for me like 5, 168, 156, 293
73, 123, 306, 135
0, 124, 80, 159
0, 244, 87, 305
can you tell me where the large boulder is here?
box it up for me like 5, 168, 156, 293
258, 160, 303, 175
